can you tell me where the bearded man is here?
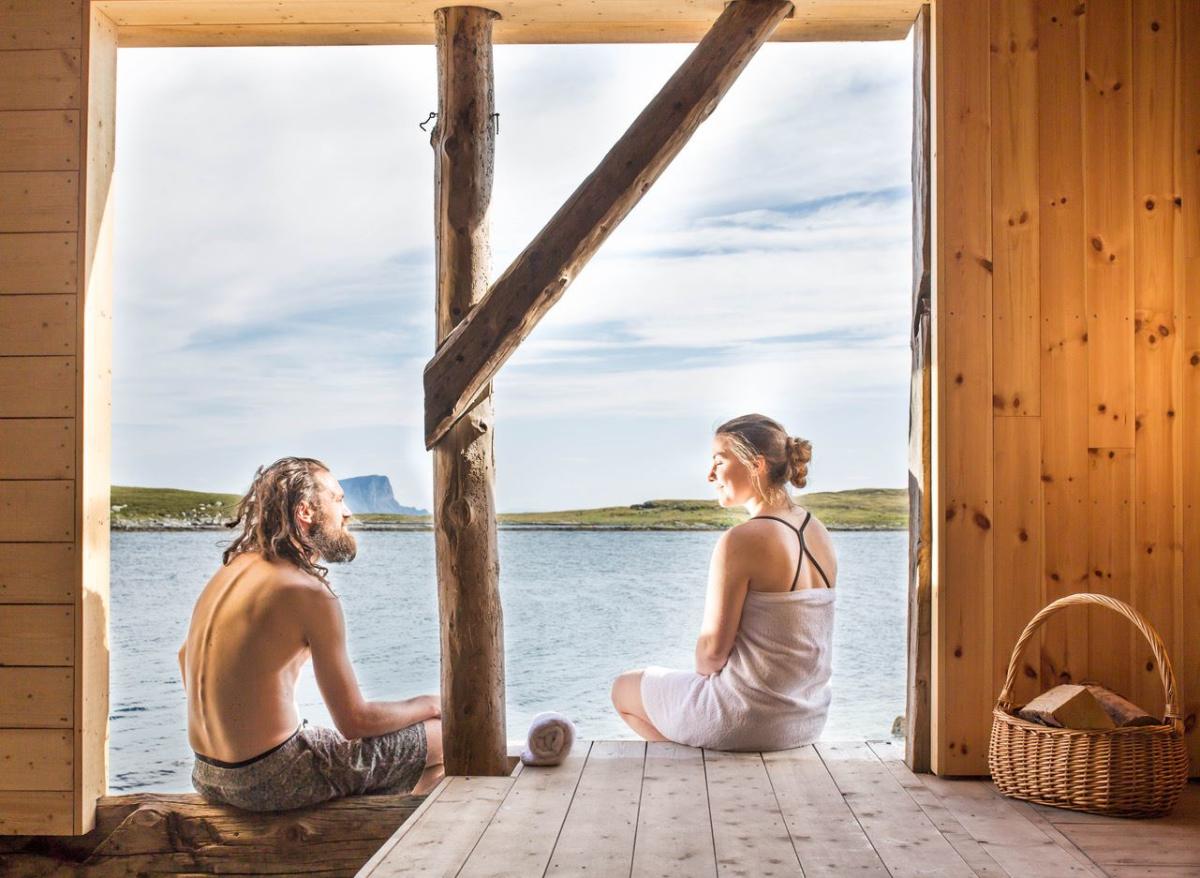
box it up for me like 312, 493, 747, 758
179, 456, 443, 811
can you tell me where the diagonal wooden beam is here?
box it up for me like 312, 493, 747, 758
423, 0, 793, 448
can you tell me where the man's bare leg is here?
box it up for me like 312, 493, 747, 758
412, 717, 445, 795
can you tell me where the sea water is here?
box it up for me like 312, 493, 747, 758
109, 529, 907, 791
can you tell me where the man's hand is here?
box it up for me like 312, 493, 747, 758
417, 693, 442, 720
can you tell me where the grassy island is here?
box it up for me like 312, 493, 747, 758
110, 486, 906, 531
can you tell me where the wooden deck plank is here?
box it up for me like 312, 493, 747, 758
1001, 798, 1123, 875
459, 745, 588, 877
1054, 822, 1200, 868
868, 741, 1101, 878
814, 741, 974, 877
762, 745, 889, 877
545, 740, 645, 875
356, 744, 1197, 878
356, 776, 453, 877
1023, 784, 1200, 869
865, 741, 1007, 877
631, 742, 717, 878
361, 775, 514, 877
1025, 782, 1200, 824
704, 749, 801, 878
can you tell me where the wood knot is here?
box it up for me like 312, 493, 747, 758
1151, 20, 1160, 31
1023, 664, 1037, 679
953, 646, 963, 658
1090, 236, 1103, 251
1018, 529, 1029, 542
1145, 198, 1155, 210
973, 511, 991, 530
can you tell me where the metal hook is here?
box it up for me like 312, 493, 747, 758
419, 111, 437, 132
491, 112, 500, 136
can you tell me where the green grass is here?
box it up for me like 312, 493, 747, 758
111, 486, 241, 522
112, 486, 907, 530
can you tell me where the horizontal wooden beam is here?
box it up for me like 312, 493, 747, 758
423, 0, 792, 447
0, 792, 424, 864
94, 0, 917, 46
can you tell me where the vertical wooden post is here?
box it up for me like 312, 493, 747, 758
430, 5, 508, 777
906, 3, 932, 774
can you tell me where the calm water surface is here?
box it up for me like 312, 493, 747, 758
110, 529, 907, 791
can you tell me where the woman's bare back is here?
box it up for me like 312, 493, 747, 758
739, 508, 838, 593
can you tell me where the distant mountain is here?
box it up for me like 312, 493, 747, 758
341, 475, 427, 516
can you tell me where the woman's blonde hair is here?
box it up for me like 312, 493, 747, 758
715, 413, 812, 508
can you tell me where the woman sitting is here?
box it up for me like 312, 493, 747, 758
610, 413, 837, 751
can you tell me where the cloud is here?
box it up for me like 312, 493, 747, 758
112, 35, 915, 508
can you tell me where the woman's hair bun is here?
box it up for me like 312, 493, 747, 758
786, 436, 813, 489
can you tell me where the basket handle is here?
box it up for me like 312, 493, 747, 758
996, 592, 1184, 732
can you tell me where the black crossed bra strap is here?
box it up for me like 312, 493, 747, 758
752, 512, 834, 590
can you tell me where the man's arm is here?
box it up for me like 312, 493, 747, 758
178, 642, 187, 692
301, 584, 439, 739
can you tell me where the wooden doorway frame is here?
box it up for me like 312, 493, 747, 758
0, 0, 928, 833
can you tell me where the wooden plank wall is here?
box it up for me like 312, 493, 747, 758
0, 0, 115, 834
933, 0, 1199, 776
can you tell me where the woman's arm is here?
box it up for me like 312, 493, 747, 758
694, 530, 750, 676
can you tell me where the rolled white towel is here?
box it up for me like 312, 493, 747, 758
520, 712, 576, 767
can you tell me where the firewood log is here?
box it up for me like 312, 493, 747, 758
1017, 684, 1116, 730
1081, 683, 1158, 727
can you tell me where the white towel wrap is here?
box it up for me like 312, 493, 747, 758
520, 712, 576, 766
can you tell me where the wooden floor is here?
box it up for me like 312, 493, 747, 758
359, 738, 1200, 878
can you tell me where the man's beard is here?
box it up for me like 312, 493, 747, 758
310, 506, 357, 563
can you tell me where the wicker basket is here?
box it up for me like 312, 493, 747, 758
988, 592, 1188, 818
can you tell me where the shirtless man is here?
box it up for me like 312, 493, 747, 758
180, 456, 443, 811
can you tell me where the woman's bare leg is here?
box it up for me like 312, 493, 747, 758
611, 670, 669, 742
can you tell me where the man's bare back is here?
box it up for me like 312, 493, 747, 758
183, 552, 323, 762
180, 458, 444, 809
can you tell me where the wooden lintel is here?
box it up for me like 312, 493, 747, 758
422, 0, 793, 448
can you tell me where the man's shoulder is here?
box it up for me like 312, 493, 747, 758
227, 551, 334, 598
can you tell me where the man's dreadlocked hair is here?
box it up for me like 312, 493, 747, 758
222, 456, 335, 593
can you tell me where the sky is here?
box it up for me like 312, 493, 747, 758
111, 33, 915, 513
